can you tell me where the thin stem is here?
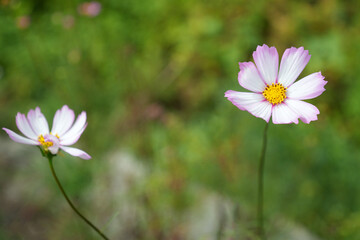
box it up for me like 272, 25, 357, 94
47, 155, 109, 240
257, 122, 269, 240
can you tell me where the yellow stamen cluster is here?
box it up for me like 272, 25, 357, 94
38, 134, 53, 151
262, 83, 287, 105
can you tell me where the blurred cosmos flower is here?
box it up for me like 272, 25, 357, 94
225, 44, 327, 124
78, 1, 101, 17
16, 16, 31, 29
3, 105, 91, 159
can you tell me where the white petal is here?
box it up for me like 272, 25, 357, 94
253, 44, 279, 85
225, 90, 264, 110
238, 62, 266, 92
27, 107, 49, 135
16, 113, 38, 140
271, 103, 299, 124
60, 112, 87, 143
60, 123, 87, 146
51, 105, 75, 136
224, 90, 272, 122
44, 134, 60, 155
60, 146, 91, 160
3, 128, 39, 145
278, 47, 311, 87
286, 99, 320, 124
246, 100, 273, 122
287, 72, 327, 100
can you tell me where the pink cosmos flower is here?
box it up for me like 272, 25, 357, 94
3, 105, 91, 160
225, 44, 327, 124
78, 1, 101, 17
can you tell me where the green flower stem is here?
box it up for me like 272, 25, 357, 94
257, 122, 269, 240
47, 155, 109, 240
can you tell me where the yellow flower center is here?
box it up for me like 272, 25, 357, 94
38, 134, 53, 151
262, 83, 287, 105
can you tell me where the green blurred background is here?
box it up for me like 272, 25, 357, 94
0, 0, 359, 239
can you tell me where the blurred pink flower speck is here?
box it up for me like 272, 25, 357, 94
78, 1, 101, 17
16, 16, 31, 29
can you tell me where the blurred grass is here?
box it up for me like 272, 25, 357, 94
0, 0, 360, 239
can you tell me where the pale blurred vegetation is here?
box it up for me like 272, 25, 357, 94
0, 0, 360, 239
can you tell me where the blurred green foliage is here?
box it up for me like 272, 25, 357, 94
1, 0, 360, 239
